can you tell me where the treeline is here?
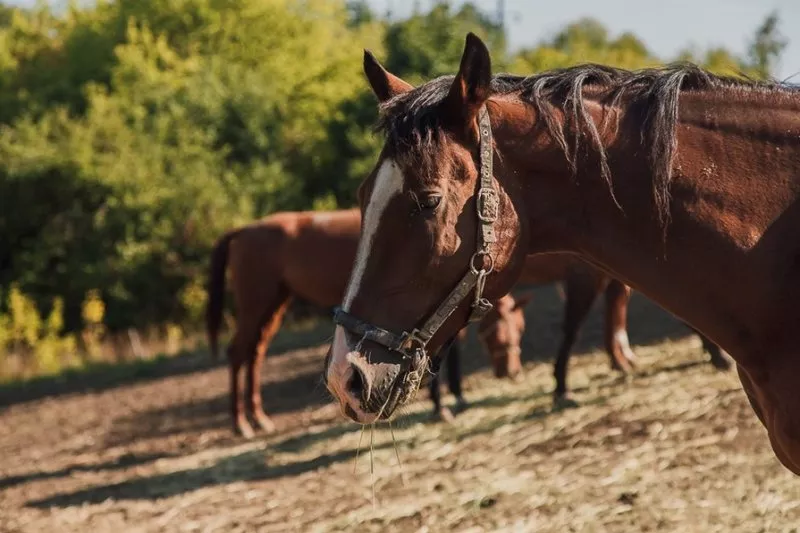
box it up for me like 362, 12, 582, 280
0, 0, 787, 374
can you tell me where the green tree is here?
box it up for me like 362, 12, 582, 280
384, 2, 507, 82
318, 1, 508, 208
511, 18, 658, 73
0, 0, 383, 330
747, 11, 787, 79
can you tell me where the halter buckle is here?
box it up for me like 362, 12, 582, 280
477, 187, 499, 223
397, 329, 427, 354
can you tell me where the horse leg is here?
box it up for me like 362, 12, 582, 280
429, 336, 457, 422
246, 287, 291, 434
227, 342, 255, 438
429, 370, 442, 412
692, 327, 733, 370
246, 342, 276, 434
603, 280, 637, 373
446, 337, 467, 412
429, 371, 454, 422
553, 271, 602, 405
738, 359, 800, 475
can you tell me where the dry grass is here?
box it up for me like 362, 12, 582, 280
1, 289, 799, 532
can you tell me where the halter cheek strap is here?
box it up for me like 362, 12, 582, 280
333, 106, 498, 362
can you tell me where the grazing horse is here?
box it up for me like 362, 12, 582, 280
323, 34, 800, 475
207, 209, 522, 436
428, 290, 532, 421
512, 256, 733, 400
429, 254, 731, 409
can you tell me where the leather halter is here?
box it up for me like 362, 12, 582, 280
333, 106, 498, 363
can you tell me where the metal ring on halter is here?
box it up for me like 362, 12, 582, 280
470, 252, 495, 275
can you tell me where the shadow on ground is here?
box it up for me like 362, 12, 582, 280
27, 442, 390, 508
0, 451, 179, 491
28, 352, 718, 510
103, 363, 335, 447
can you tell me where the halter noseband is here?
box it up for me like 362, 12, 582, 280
333, 106, 498, 363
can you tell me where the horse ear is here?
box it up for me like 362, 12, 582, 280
512, 291, 536, 311
363, 50, 413, 103
442, 33, 492, 134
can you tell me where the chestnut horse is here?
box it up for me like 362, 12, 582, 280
323, 35, 800, 475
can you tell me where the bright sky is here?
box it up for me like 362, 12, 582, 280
4, 0, 799, 80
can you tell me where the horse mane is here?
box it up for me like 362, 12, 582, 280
376, 62, 795, 228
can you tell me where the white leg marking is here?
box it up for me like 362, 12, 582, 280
614, 329, 630, 350
614, 329, 636, 361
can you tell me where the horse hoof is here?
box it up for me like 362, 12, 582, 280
235, 420, 256, 440
454, 398, 469, 413
610, 356, 635, 374
509, 371, 525, 383
432, 407, 456, 423
553, 393, 580, 410
255, 415, 277, 434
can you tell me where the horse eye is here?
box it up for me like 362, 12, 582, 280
419, 194, 442, 210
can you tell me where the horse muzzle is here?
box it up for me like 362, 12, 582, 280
335, 349, 428, 424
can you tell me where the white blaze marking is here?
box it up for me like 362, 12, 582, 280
342, 159, 404, 310
326, 159, 404, 412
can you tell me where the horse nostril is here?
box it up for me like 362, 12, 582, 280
348, 364, 369, 399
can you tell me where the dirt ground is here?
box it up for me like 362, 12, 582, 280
1, 287, 799, 532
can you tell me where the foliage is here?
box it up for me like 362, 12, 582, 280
383, 2, 507, 82
675, 46, 748, 77
747, 11, 788, 80
80, 289, 106, 359
319, 1, 505, 207
0, 284, 77, 375
511, 18, 660, 73
0, 0, 383, 332
0, 1, 789, 377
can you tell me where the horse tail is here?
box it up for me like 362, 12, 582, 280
206, 229, 240, 360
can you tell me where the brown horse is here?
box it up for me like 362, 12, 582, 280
323, 35, 800, 475
207, 209, 523, 436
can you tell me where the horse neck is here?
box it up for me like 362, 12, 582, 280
494, 87, 800, 357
